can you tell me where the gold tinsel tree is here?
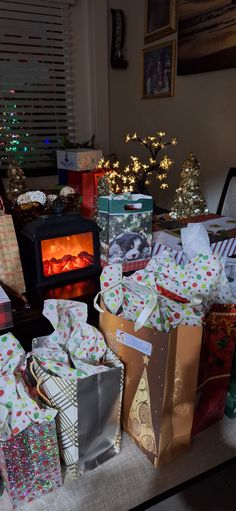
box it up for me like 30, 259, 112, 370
170, 153, 208, 219
6, 159, 26, 200
98, 130, 177, 194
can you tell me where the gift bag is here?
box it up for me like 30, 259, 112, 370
99, 301, 202, 467
30, 299, 124, 477
192, 304, 236, 436
96, 249, 233, 466
68, 168, 107, 218
0, 332, 62, 508
0, 421, 62, 509
225, 349, 236, 418
98, 194, 153, 271
0, 213, 25, 294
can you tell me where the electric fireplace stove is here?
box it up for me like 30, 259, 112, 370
19, 209, 101, 306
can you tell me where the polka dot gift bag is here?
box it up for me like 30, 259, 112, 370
30, 299, 124, 478
0, 332, 62, 509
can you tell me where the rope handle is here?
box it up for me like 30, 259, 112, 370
29, 360, 52, 407
0, 196, 5, 216
197, 373, 231, 391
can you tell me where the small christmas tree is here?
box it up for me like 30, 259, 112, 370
0, 101, 31, 164
170, 153, 208, 219
6, 160, 26, 199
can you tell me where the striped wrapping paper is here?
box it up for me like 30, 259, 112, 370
152, 215, 236, 263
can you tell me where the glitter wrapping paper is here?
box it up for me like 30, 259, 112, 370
0, 420, 62, 509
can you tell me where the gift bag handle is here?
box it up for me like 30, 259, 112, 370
29, 361, 52, 407
94, 277, 158, 331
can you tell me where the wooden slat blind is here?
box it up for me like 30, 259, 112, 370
0, 0, 75, 175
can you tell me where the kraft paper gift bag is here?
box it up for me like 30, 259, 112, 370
192, 304, 236, 435
99, 302, 202, 467
0, 214, 25, 294
0, 332, 62, 509
30, 299, 124, 478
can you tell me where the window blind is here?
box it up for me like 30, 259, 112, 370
0, 0, 75, 175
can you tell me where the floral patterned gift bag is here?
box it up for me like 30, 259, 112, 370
192, 304, 236, 436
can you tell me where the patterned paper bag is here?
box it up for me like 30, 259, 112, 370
0, 332, 62, 508
30, 299, 124, 477
0, 214, 25, 294
100, 302, 202, 467
192, 304, 236, 435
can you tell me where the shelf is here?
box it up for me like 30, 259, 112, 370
2, 416, 236, 511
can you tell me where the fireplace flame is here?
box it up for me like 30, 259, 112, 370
41, 232, 94, 276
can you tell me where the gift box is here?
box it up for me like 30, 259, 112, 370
99, 301, 202, 467
152, 214, 236, 263
225, 323, 236, 418
98, 194, 153, 272
68, 168, 107, 218
0, 332, 62, 508
192, 304, 236, 436
0, 421, 62, 509
31, 299, 124, 477
57, 149, 103, 172
58, 167, 68, 185
0, 287, 13, 331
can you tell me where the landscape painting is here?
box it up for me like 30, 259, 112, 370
178, 0, 236, 74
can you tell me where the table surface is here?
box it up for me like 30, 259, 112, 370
1, 416, 236, 511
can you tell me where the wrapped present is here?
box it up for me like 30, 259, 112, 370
0, 332, 61, 508
0, 286, 13, 331
152, 214, 236, 262
98, 193, 153, 272
99, 300, 202, 467
68, 168, 107, 218
192, 304, 236, 435
30, 299, 124, 477
57, 149, 103, 172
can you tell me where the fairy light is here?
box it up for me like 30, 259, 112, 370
97, 129, 177, 194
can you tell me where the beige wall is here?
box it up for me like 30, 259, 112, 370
44, 0, 236, 213
108, 1, 236, 212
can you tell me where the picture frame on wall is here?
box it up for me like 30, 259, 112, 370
178, 1, 236, 75
142, 40, 176, 99
144, 0, 177, 43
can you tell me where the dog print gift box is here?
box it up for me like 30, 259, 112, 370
98, 194, 153, 270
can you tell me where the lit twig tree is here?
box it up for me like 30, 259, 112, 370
97, 130, 177, 196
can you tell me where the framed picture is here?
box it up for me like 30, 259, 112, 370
144, 0, 177, 43
178, 1, 236, 75
142, 40, 176, 99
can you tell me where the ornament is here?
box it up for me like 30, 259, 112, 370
17, 190, 46, 206
59, 186, 76, 197
46, 194, 58, 206
170, 153, 209, 219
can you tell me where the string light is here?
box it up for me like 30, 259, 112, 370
97, 129, 177, 194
